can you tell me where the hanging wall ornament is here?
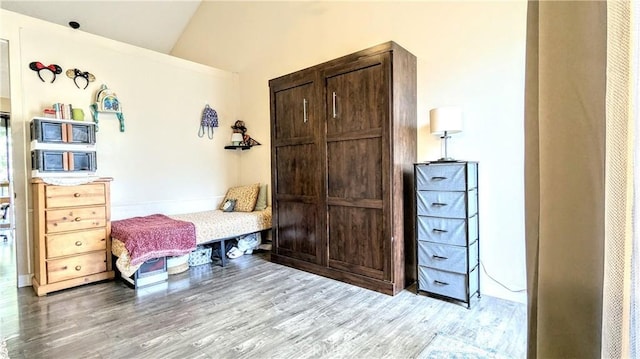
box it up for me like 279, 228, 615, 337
66, 68, 96, 89
29, 61, 62, 83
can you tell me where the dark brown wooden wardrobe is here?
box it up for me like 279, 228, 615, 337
269, 41, 417, 295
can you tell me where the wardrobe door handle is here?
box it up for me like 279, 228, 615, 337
303, 98, 308, 123
75, 241, 82, 246
332, 92, 337, 118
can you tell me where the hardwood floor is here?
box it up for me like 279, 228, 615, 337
1, 251, 526, 358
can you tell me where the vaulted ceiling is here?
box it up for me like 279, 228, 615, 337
1, 1, 204, 100
0, 1, 202, 54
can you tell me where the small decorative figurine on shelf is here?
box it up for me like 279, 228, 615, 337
231, 120, 247, 138
225, 120, 261, 150
231, 120, 261, 147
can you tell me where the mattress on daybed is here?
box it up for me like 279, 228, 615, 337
111, 207, 272, 278
168, 207, 272, 245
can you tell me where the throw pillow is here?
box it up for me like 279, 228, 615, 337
221, 199, 236, 212
254, 184, 268, 211
219, 183, 260, 212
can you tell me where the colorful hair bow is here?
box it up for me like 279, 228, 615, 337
66, 68, 96, 89
29, 61, 62, 83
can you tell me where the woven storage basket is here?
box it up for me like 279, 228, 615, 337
167, 254, 190, 275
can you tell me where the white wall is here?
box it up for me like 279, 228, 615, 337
1, 9, 241, 286
172, 1, 528, 302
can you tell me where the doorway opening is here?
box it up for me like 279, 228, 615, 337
0, 38, 16, 292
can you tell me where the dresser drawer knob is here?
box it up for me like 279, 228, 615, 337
434, 280, 449, 286
75, 265, 81, 271
432, 228, 448, 233
73, 193, 81, 197
74, 217, 81, 222
431, 176, 447, 181
75, 241, 82, 246
432, 202, 448, 207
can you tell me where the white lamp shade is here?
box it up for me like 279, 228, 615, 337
231, 133, 244, 143
430, 107, 463, 135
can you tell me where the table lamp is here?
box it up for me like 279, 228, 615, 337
231, 133, 244, 146
430, 107, 463, 161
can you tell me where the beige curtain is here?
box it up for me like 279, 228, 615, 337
525, 1, 606, 358
526, 1, 638, 358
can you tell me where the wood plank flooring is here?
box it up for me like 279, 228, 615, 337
1, 251, 526, 358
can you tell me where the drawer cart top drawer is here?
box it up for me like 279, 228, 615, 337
416, 162, 477, 191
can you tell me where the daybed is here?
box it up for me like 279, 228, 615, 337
111, 183, 272, 280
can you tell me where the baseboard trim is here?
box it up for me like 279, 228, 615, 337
18, 274, 31, 288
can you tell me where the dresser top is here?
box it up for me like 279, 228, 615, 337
416, 161, 478, 165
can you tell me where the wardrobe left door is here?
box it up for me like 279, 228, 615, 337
270, 71, 325, 265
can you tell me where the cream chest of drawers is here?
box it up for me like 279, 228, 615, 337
31, 178, 114, 296
414, 162, 479, 308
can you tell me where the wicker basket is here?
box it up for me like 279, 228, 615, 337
167, 254, 190, 275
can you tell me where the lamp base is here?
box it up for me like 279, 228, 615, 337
435, 157, 460, 162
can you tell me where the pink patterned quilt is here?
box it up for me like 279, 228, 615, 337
111, 214, 197, 266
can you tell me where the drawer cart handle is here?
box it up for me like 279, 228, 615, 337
74, 217, 81, 222
431, 176, 448, 181
75, 265, 81, 271
432, 228, 448, 233
73, 193, 81, 197
75, 241, 82, 246
434, 280, 449, 286
432, 202, 448, 207
432, 255, 449, 260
